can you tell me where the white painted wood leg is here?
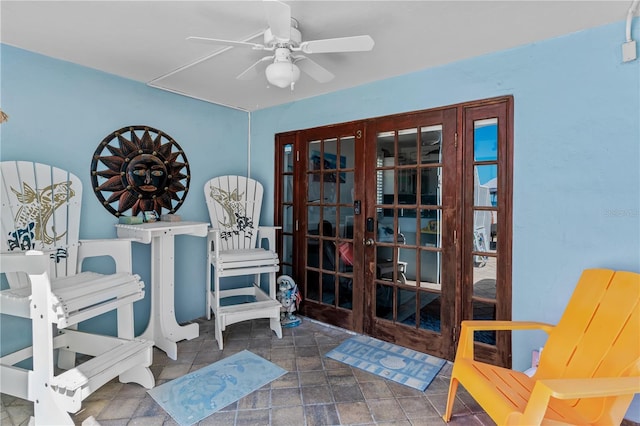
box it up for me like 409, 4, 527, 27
138, 233, 198, 360
119, 365, 155, 389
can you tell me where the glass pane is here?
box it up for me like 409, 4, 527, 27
475, 165, 497, 207
398, 128, 418, 166
283, 144, 294, 172
338, 207, 354, 238
397, 247, 416, 284
339, 171, 354, 204
397, 169, 415, 199
377, 131, 395, 159
420, 215, 441, 249
474, 118, 498, 162
377, 220, 398, 243
282, 264, 293, 277
322, 179, 338, 202
397, 288, 417, 324
420, 167, 441, 206
419, 249, 441, 286
473, 211, 491, 256
324, 138, 337, 158
321, 272, 336, 305
473, 300, 496, 344
338, 281, 353, 309
418, 292, 441, 333
473, 261, 496, 300
308, 140, 321, 171
282, 204, 293, 232
307, 206, 321, 231
420, 125, 442, 165
307, 236, 320, 269
306, 270, 320, 302
376, 245, 392, 279
322, 208, 336, 231
283, 175, 293, 203
381, 164, 394, 204
282, 234, 293, 265
375, 283, 394, 320
282, 205, 293, 233
340, 136, 355, 168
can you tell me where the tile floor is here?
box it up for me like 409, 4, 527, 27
1, 317, 495, 426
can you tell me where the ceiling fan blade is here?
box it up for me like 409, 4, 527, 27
187, 36, 265, 50
236, 56, 274, 80
294, 56, 334, 83
299, 35, 375, 54
264, 0, 291, 40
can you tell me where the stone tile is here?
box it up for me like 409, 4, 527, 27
271, 405, 306, 426
397, 396, 441, 419
97, 397, 143, 421
368, 398, 407, 422
360, 380, 394, 399
238, 389, 271, 409
272, 371, 300, 388
236, 408, 271, 426
296, 355, 324, 371
301, 384, 334, 405
330, 383, 365, 402
299, 370, 329, 387
305, 403, 340, 426
158, 362, 192, 380
271, 387, 303, 407
335, 401, 374, 424
198, 410, 236, 425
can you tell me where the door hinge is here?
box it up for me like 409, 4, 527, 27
295, 220, 299, 231
454, 230, 458, 246
296, 150, 300, 161
454, 132, 458, 148
452, 326, 457, 343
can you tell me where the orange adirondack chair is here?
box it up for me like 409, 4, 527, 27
443, 268, 640, 425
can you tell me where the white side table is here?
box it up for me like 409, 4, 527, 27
116, 221, 208, 360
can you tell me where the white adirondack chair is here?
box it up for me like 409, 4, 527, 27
204, 175, 283, 350
0, 161, 155, 425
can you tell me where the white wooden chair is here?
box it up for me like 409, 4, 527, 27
204, 175, 283, 350
0, 161, 155, 425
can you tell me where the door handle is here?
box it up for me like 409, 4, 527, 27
363, 238, 375, 246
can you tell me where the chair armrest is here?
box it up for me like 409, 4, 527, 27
538, 377, 640, 399
457, 320, 555, 359
0, 250, 49, 275
514, 377, 640, 425
78, 239, 134, 273
257, 226, 281, 251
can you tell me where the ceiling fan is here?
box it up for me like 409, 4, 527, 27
186, 0, 375, 90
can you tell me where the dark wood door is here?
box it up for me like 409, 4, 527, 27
275, 96, 513, 366
362, 108, 458, 359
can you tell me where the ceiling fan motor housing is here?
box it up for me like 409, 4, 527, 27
264, 24, 301, 48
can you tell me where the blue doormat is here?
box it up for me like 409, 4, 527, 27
325, 335, 446, 391
148, 350, 286, 425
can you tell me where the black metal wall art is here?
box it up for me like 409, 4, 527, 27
91, 125, 190, 217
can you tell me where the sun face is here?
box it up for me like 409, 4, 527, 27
91, 125, 190, 217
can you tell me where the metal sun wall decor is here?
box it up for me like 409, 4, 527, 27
91, 125, 190, 218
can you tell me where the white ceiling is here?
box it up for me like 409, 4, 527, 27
1, 1, 635, 111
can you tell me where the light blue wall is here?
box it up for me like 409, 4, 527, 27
0, 44, 249, 338
250, 19, 640, 420
2, 17, 639, 420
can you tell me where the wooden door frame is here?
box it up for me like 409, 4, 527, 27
274, 95, 513, 365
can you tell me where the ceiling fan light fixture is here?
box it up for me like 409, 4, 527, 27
265, 61, 300, 88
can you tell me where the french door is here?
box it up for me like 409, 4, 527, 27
275, 96, 513, 366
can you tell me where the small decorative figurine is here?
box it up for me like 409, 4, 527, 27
276, 275, 301, 328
